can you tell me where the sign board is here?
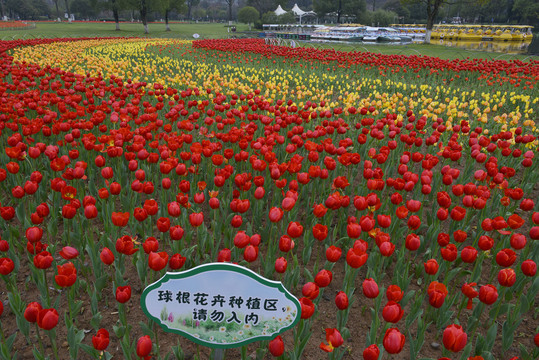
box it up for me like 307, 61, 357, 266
141, 263, 301, 348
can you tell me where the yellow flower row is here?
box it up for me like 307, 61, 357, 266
10, 38, 538, 137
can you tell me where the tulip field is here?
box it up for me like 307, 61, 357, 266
0, 36, 538, 360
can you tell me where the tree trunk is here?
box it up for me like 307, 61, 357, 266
228, 0, 233, 26
140, 0, 149, 34
187, 2, 192, 21
64, 0, 70, 17
337, 0, 342, 24
424, 0, 443, 44
112, 0, 120, 30
166, 9, 170, 31
54, 0, 60, 21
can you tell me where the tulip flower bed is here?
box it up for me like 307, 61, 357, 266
0, 37, 538, 360
0, 21, 34, 30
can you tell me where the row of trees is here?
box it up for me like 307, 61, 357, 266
2, 0, 537, 38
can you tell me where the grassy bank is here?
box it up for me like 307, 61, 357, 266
1, 21, 535, 61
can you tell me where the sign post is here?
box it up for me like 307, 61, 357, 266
141, 263, 301, 354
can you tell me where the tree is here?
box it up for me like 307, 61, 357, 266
512, 0, 539, 28
64, 0, 70, 18
224, 0, 235, 25
71, 0, 99, 19
238, 6, 259, 30
314, 0, 366, 24
247, 0, 276, 19
402, 0, 490, 43
157, 0, 186, 31
4, 0, 49, 19
140, 0, 148, 33
185, 0, 199, 20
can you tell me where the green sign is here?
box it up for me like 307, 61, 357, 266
141, 263, 301, 348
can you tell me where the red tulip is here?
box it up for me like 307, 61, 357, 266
148, 252, 169, 271
0, 257, 15, 275
142, 237, 159, 254
111, 212, 129, 227
335, 291, 349, 310
460, 246, 478, 263
382, 301, 404, 323
278, 235, 294, 252
441, 244, 458, 262
521, 259, 537, 277
55, 262, 77, 287
496, 248, 516, 267
498, 268, 516, 287
84, 205, 98, 219
363, 344, 380, 360
405, 233, 421, 251
234, 231, 250, 249
478, 235, 494, 251
286, 221, 303, 238
189, 212, 204, 227
116, 286, 132, 303
299, 297, 315, 319
322, 245, 342, 264
92, 329, 110, 351
37, 308, 59, 330
443, 324, 467, 352
363, 278, 379, 299
25, 227, 43, 244
0, 240, 8, 252
386, 286, 403, 302
100, 247, 115, 265
169, 253, 186, 270
315, 269, 332, 287
243, 245, 258, 262
461, 282, 478, 309
312, 224, 328, 241
59, 246, 79, 260
427, 281, 448, 308
424, 259, 439, 275
230, 215, 243, 228
169, 225, 185, 240
136, 335, 152, 358
33, 251, 53, 269
269, 336, 284, 357
275, 257, 287, 273
478, 284, 498, 305
302, 282, 319, 300
143, 199, 159, 216
383, 328, 405, 354
509, 233, 527, 250
116, 235, 138, 255
346, 247, 368, 268
320, 328, 343, 352
217, 248, 231, 262
268, 207, 284, 223
24, 302, 43, 323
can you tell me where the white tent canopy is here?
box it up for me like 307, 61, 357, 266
291, 4, 306, 16
274, 5, 287, 16
291, 4, 316, 17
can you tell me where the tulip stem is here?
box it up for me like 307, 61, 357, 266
48, 329, 60, 360
154, 322, 160, 360
35, 323, 45, 356
43, 270, 51, 308
0, 321, 5, 344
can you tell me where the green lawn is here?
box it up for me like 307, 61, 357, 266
0, 21, 250, 40
1, 21, 535, 61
